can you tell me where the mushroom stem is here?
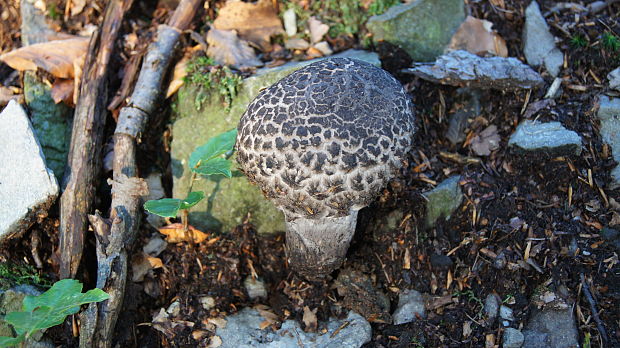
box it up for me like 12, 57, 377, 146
285, 211, 359, 280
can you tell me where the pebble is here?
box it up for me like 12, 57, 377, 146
484, 294, 501, 324
430, 254, 453, 270
608, 67, 620, 91
523, 1, 563, 76
392, 289, 426, 325
597, 95, 620, 186
244, 276, 267, 300
424, 175, 463, 227
502, 328, 525, 348
508, 120, 582, 156
500, 305, 515, 321
282, 8, 297, 37
199, 296, 216, 311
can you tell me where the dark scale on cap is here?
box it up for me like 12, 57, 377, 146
236, 57, 415, 218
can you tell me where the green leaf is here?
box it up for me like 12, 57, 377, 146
180, 191, 205, 210
5, 279, 108, 338
144, 198, 182, 218
189, 129, 238, 169
192, 157, 233, 178
0, 334, 25, 348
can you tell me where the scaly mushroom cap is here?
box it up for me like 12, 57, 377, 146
237, 58, 415, 278
237, 58, 415, 220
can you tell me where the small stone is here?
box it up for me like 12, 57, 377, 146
0, 101, 59, 242
143, 236, 168, 257
502, 328, 525, 348
392, 289, 426, 325
484, 294, 501, 323
313, 41, 333, 56
600, 227, 620, 252
405, 50, 544, 90
216, 308, 371, 348
282, 8, 297, 37
523, 1, 563, 77
607, 67, 620, 91
597, 96, 620, 186
200, 296, 216, 310
430, 254, 453, 270
499, 305, 514, 321
284, 38, 309, 50
244, 276, 267, 300
508, 120, 582, 156
424, 176, 463, 227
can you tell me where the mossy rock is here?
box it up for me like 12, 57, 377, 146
366, 0, 465, 62
171, 50, 380, 233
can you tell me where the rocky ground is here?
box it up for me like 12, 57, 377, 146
0, 0, 619, 347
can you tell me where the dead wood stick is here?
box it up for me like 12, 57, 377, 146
79, 1, 204, 347
59, 0, 133, 279
580, 273, 609, 345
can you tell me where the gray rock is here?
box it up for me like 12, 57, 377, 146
597, 95, 620, 186
216, 308, 371, 348
424, 176, 463, 227
392, 289, 426, 325
503, 328, 525, 348
0, 101, 59, 242
172, 49, 380, 233
404, 50, 544, 90
608, 67, 620, 91
523, 290, 578, 348
523, 1, 564, 77
244, 276, 267, 300
430, 254, 453, 270
484, 294, 501, 324
366, 0, 465, 62
508, 120, 582, 156
600, 227, 620, 252
523, 329, 550, 347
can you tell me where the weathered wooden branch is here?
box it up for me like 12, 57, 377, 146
79, 1, 204, 347
59, 0, 133, 279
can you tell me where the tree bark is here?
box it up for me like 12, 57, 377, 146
59, 0, 134, 279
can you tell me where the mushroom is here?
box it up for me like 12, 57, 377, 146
236, 58, 415, 279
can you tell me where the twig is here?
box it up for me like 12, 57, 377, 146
580, 273, 608, 345
58, 0, 133, 279
79, 1, 204, 347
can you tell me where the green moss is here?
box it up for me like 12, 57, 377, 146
0, 263, 50, 290
569, 33, 588, 49
602, 31, 620, 52
185, 56, 242, 112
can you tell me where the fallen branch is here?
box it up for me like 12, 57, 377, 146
59, 0, 133, 279
580, 273, 608, 345
79, 1, 204, 347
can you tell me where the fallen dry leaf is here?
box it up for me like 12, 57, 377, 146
448, 16, 508, 57
158, 223, 209, 244
0, 37, 89, 78
470, 125, 501, 156
131, 252, 164, 282
51, 78, 75, 105
302, 306, 318, 332
166, 55, 189, 98
206, 29, 263, 69
308, 16, 329, 44
212, 0, 283, 51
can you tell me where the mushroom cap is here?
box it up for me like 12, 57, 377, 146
236, 58, 415, 220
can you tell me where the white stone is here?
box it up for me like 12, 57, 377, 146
392, 289, 426, 324
0, 101, 59, 241
523, 1, 563, 76
597, 95, 620, 186
244, 276, 267, 299
283, 8, 297, 37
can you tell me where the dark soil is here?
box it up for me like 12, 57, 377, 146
0, 0, 619, 347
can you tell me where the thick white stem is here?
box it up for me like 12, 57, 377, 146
285, 211, 358, 279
